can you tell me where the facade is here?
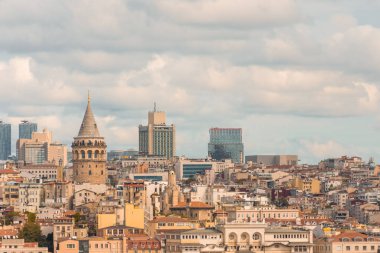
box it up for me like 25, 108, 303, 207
0, 239, 48, 253
19, 163, 61, 181
72, 95, 107, 184
0, 121, 11, 160
139, 107, 176, 159
208, 128, 244, 164
216, 221, 313, 253
227, 206, 300, 222
17, 128, 67, 165
246, 155, 298, 166
314, 231, 380, 253
175, 158, 234, 180
19, 120, 37, 139
18, 183, 45, 213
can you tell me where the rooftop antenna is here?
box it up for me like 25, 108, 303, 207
88, 90, 91, 103
154, 102, 156, 112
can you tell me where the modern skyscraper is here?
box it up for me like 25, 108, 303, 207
19, 120, 37, 139
72, 94, 107, 184
0, 121, 11, 160
139, 105, 176, 159
208, 128, 244, 163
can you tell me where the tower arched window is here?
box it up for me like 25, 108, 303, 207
101, 170, 103, 175
95, 150, 99, 159
81, 151, 85, 159
89, 170, 92, 175
88, 150, 92, 159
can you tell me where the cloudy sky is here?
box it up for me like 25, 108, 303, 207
1, 0, 380, 163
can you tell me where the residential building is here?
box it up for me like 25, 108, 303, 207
72, 94, 107, 184
18, 183, 45, 213
19, 120, 37, 139
208, 128, 244, 163
139, 106, 176, 159
170, 201, 214, 221
0, 121, 11, 160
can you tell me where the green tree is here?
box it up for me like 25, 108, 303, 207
18, 212, 43, 243
73, 212, 81, 224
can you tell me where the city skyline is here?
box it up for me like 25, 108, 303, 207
1, 1, 380, 163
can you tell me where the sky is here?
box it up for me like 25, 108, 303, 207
1, 0, 380, 164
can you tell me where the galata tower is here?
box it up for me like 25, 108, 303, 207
72, 94, 107, 184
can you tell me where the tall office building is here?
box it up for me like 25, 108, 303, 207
72, 94, 107, 184
17, 128, 67, 165
139, 105, 176, 159
208, 128, 244, 163
19, 120, 37, 139
0, 121, 11, 160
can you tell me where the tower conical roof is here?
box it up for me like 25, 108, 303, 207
77, 94, 100, 137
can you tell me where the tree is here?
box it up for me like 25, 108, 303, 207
19, 222, 42, 243
19, 212, 43, 244
73, 212, 81, 224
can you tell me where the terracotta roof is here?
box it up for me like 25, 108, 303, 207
0, 229, 18, 236
329, 231, 368, 242
171, 201, 213, 209
0, 169, 19, 174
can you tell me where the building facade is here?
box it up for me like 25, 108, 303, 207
139, 107, 175, 159
72, 95, 107, 184
245, 155, 298, 166
0, 121, 11, 160
208, 128, 244, 164
19, 120, 37, 139
17, 128, 67, 165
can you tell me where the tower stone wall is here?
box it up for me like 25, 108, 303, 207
72, 95, 107, 184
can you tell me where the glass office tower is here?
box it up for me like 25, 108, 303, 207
208, 128, 244, 163
0, 121, 11, 160
19, 120, 37, 139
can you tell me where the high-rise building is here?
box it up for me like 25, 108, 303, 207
19, 120, 37, 139
208, 128, 244, 163
139, 105, 176, 159
0, 121, 11, 160
17, 128, 67, 165
72, 94, 107, 184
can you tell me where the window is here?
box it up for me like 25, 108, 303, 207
371, 246, 375, 251
363, 246, 367, 251
67, 244, 75, 249
346, 246, 350, 251
355, 246, 359, 251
